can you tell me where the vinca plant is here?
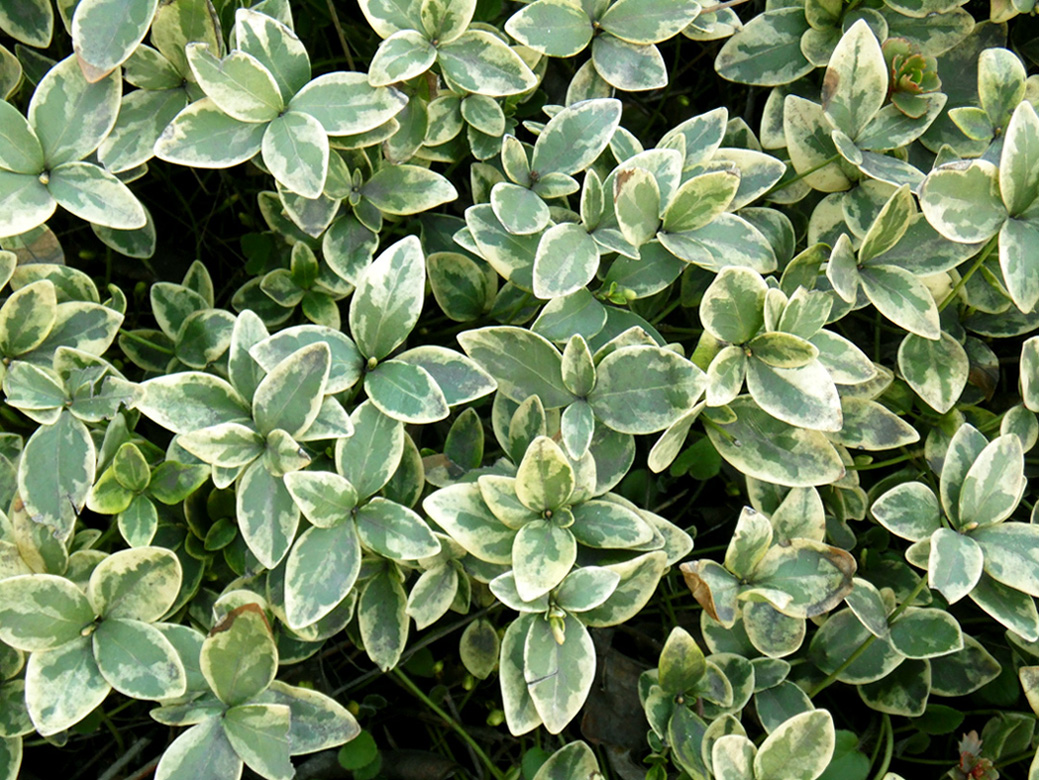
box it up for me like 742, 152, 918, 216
1, 0, 1039, 778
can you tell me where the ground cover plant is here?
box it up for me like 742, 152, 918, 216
1, 0, 1039, 778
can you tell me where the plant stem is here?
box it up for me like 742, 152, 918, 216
117, 329, 175, 356
390, 668, 507, 780
766, 155, 840, 196
324, 0, 356, 70
809, 576, 928, 698
870, 715, 893, 780
938, 234, 998, 313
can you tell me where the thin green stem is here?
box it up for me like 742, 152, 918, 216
846, 450, 923, 471
809, 576, 929, 698
938, 234, 999, 313
391, 668, 507, 780
117, 329, 175, 356
324, 0, 356, 69
766, 155, 840, 196
870, 715, 893, 780
997, 748, 1039, 768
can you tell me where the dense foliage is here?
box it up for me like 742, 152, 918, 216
1, 0, 1039, 778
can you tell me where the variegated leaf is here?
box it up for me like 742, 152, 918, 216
137, 372, 251, 434
437, 31, 538, 97
0, 574, 94, 652
186, 44, 284, 122
222, 703, 292, 780
25, 637, 109, 736
27, 55, 120, 166
92, 618, 186, 700
47, 161, 147, 230
349, 235, 424, 361
821, 21, 887, 139
236, 459, 299, 569
523, 614, 595, 734
154, 717, 242, 780
154, 98, 267, 168
72, 0, 160, 82
201, 603, 278, 706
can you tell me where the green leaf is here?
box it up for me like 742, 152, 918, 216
999, 215, 1039, 315
569, 499, 655, 549
919, 160, 1007, 243
427, 251, 495, 322
260, 680, 360, 755
700, 267, 767, 344
614, 166, 661, 247
365, 359, 450, 424
458, 327, 574, 408
940, 423, 988, 526
0, 171, 56, 237
289, 73, 407, 136
262, 111, 329, 200
754, 710, 835, 780
705, 398, 844, 488
1000, 101, 1039, 217
92, 618, 186, 700
524, 614, 595, 734
658, 627, 707, 696
515, 436, 575, 512
355, 497, 440, 560
0, 280, 56, 357
137, 372, 250, 434
972, 523, 1039, 598
18, 410, 95, 537
46, 161, 145, 230
888, 607, 963, 659
201, 603, 277, 706
531, 98, 622, 177
0, 0, 52, 47
253, 342, 330, 437
745, 359, 841, 433
394, 345, 496, 407
234, 8, 310, 102
335, 401, 403, 499
406, 563, 459, 630
154, 716, 242, 780
599, 0, 702, 45
237, 459, 299, 568
72, 0, 159, 80
591, 35, 667, 91
24, 637, 109, 736
859, 185, 915, 264
423, 483, 516, 564
532, 223, 599, 300
358, 566, 408, 671
749, 539, 855, 619
222, 703, 292, 780
283, 470, 358, 528
504, 0, 592, 58
512, 521, 576, 602
186, 44, 284, 122
725, 506, 773, 579
155, 97, 267, 168
28, 55, 119, 166
830, 398, 919, 451
361, 164, 457, 216
589, 346, 705, 434
0, 100, 44, 174
349, 235, 424, 360
437, 30, 537, 97
369, 30, 437, 86
490, 182, 550, 236
532, 741, 599, 780
898, 332, 968, 414
0, 574, 94, 652
958, 435, 1024, 528
821, 21, 887, 138
859, 265, 940, 340
714, 9, 812, 87
249, 325, 362, 395
87, 546, 181, 622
